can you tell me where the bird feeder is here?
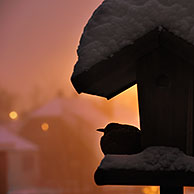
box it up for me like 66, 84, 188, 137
71, 1, 194, 193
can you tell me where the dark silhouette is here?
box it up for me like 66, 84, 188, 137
97, 123, 141, 155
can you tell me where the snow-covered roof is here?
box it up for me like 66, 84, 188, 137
29, 97, 110, 158
31, 97, 109, 127
31, 97, 77, 127
0, 127, 38, 151
73, 0, 194, 76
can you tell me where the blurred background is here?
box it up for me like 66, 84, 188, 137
0, 0, 193, 193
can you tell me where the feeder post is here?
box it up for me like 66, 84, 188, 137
160, 185, 183, 194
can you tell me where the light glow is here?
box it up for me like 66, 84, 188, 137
9, 111, 18, 120
41, 122, 49, 131
143, 186, 159, 194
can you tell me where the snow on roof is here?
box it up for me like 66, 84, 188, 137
31, 98, 73, 121
0, 127, 38, 151
6, 120, 23, 133
30, 97, 109, 158
73, 0, 194, 76
32, 97, 109, 127
99, 146, 194, 172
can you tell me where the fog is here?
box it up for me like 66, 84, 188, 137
0, 0, 192, 194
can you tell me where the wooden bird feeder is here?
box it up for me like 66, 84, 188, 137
71, 27, 194, 194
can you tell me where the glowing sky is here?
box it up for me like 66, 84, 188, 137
1, 0, 139, 126
2, 3, 194, 193
1, 0, 103, 98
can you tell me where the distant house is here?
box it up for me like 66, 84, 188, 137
0, 127, 39, 192
31, 96, 109, 127
29, 96, 109, 153
19, 96, 109, 193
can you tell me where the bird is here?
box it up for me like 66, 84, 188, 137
97, 123, 141, 155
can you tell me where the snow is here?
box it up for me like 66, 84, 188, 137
73, 0, 194, 76
99, 146, 194, 172
32, 97, 109, 127
0, 126, 38, 151
30, 96, 109, 157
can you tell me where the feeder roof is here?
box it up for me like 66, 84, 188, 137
71, 0, 194, 99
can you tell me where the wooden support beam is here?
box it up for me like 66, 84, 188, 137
160, 185, 183, 194
71, 28, 160, 99
137, 47, 194, 154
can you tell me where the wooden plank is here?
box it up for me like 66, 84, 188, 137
71, 28, 160, 99
95, 168, 194, 186
160, 29, 194, 67
186, 69, 193, 155
71, 28, 194, 99
137, 48, 193, 154
159, 34, 194, 155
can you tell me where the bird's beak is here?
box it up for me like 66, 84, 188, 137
97, 128, 105, 132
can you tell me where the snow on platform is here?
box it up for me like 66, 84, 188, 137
95, 146, 194, 186
99, 147, 194, 172
73, 0, 194, 76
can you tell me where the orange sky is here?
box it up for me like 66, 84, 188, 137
1, 0, 102, 96
1, 0, 139, 126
